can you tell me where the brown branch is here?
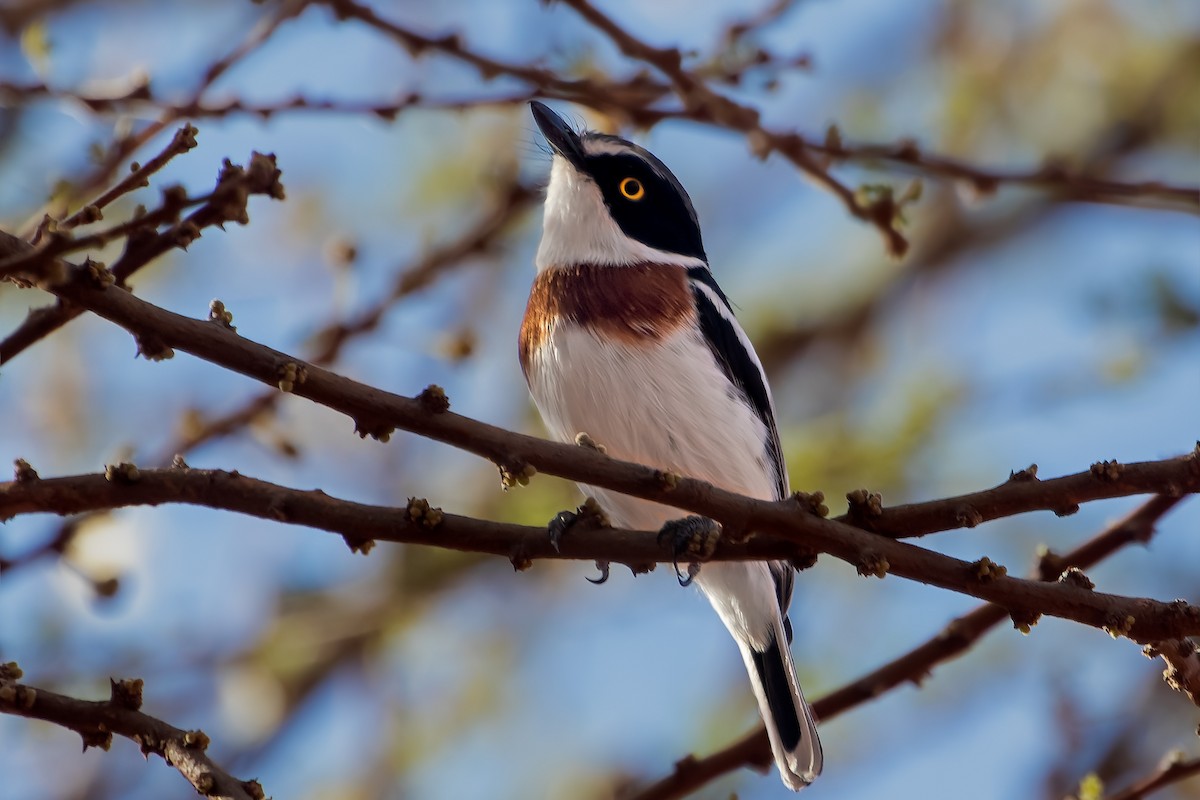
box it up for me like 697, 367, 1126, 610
0, 79, 545, 123
1, 463, 1197, 643
1107, 751, 1200, 800
0, 666, 263, 800
60, 124, 200, 232
1144, 638, 1200, 709
0, 151, 284, 364
627, 494, 1187, 800
0, 176, 530, 573
836, 461, 1189, 537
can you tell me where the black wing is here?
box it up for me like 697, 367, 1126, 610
688, 266, 795, 624
687, 266, 787, 500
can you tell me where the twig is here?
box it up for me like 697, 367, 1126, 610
0, 152, 284, 364
626, 494, 1187, 800
0, 666, 263, 800
1144, 638, 1200, 709
1107, 751, 1200, 800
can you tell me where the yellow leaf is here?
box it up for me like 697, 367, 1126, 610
1078, 772, 1104, 800
20, 21, 52, 76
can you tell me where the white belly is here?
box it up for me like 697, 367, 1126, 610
526, 321, 787, 646
525, 322, 778, 530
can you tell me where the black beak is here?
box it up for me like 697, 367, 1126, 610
531, 101, 586, 170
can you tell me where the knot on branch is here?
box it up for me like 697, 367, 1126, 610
0, 680, 37, 712
109, 678, 143, 710
1090, 459, 1124, 481
104, 462, 141, 484
790, 490, 828, 518
13, 458, 39, 482
83, 257, 114, 288
955, 504, 983, 528
1010, 608, 1041, 635
1057, 567, 1095, 591
406, 497, 444, 528
655, 469, 681, 491
789, 548, 819, 572
856, 551, 889, 579
342, 535, 375, 555
574, 431, 607, 454
353, 417, 395, 442
172, 219, 202, 250
1007, 463, 1039, 482
1104, 613, 1137, 639
498, 460, 536, 489
208, 299, 236, 331
416, 384, 450, 414
275, 361, 307, 393
970, 556, 1007, 582
846, 488, 883, 520
135, 332, 174, 361
182, 729, 210, 751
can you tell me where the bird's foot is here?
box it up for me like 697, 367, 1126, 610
548, 498, 611, 584
547, 496, 608, 552
657, 515, 721, 587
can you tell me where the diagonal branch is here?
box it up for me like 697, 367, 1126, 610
626, 494, 1188, 800
1107, 751, 1200, 800
0, 666, 263, 800
1, 151, 284, 364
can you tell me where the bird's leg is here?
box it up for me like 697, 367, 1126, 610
657, 515, 721, 587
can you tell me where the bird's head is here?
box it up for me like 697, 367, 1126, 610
531, 101, 707, 271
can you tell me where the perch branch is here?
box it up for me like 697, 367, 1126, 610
626, 494, 1188, 799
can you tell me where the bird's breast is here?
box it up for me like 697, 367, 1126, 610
518, 264, 777, 529
518, 263, 695, 374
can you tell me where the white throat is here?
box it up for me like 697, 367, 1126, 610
534, 156, 707, 272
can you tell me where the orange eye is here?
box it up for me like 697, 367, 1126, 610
619, 177, 645, 200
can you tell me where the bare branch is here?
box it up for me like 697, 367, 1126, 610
1106, 751, 1200, 800
1, 151, 284, 363
1, 464, 1197, 642
0, 666, 263, 800
626, 494, 1188, 800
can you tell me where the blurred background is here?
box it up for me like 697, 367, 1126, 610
1, 0, 1198, 798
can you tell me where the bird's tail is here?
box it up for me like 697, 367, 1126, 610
737, 615, 823, 791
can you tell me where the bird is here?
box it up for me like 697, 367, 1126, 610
519, 101, 823, 791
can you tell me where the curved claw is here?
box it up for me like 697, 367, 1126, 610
658, 515, 721, 587
585, 560, 611, 584
675, 561, 702, 587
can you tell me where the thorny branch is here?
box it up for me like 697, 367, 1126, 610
1, 456, 1198, 642
0, 665, 262, 800
626, 494, 1188, 800
0, 145, 284, 363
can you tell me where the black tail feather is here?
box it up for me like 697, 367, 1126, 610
751, 636, 803, 752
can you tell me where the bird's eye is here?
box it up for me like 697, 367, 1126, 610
619, 177, 645, 201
